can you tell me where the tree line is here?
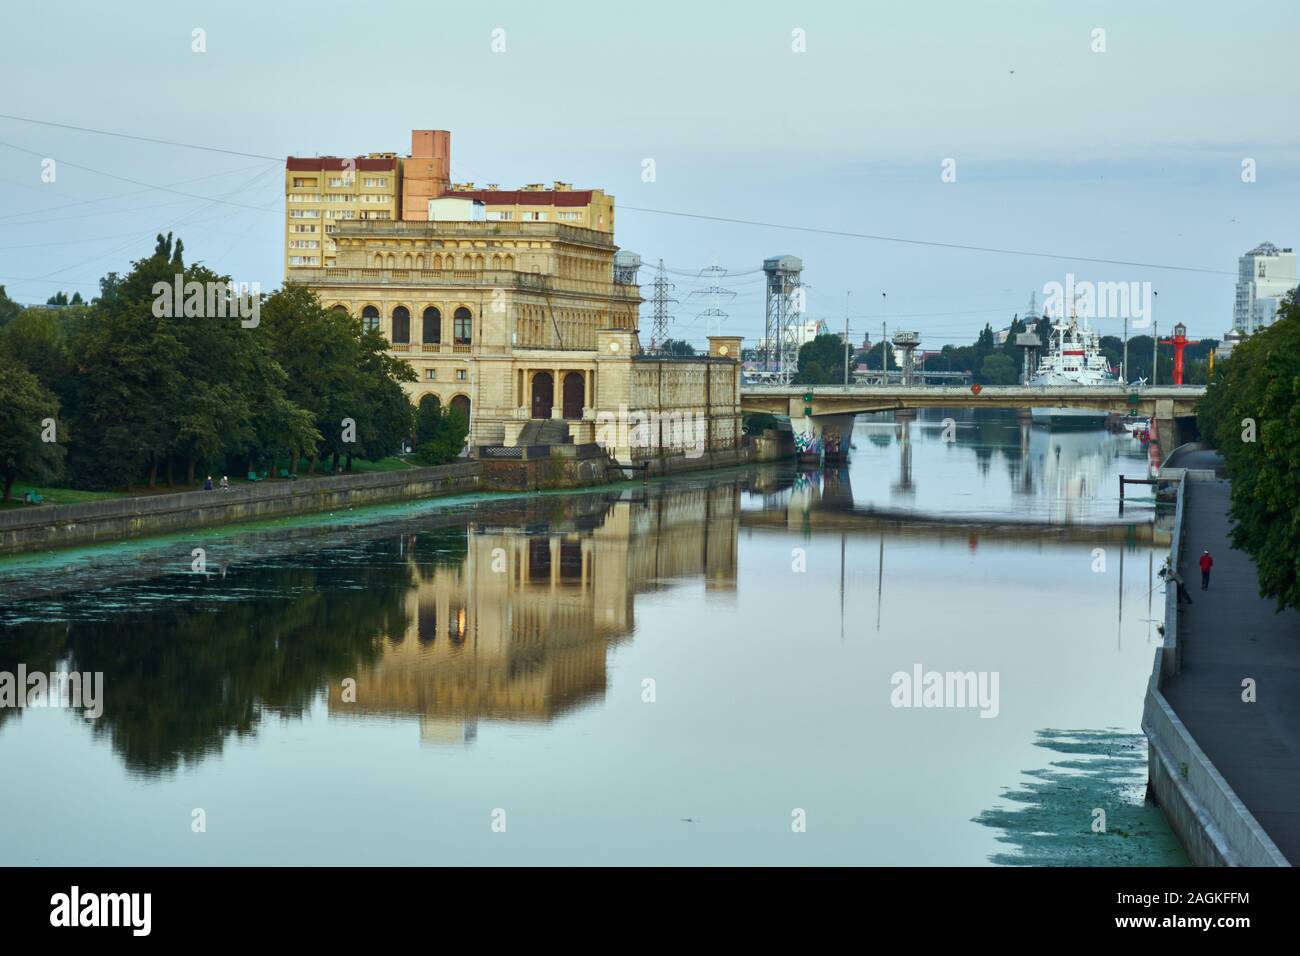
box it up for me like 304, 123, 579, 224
793, 314, 1220, 386
1197, 290, 1300, 611
0, 234, 431, 500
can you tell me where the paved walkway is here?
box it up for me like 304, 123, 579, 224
1160, 479, 1300, 863
1165, 447, 1226, 472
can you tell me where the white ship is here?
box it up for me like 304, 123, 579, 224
1029, 315, 1117, 429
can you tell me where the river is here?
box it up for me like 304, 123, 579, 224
0, 409, 1187, 865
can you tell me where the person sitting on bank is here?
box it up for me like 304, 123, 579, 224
220, 475, 230, 490
204, 475, 214, 491
1160, 558, 1193, 605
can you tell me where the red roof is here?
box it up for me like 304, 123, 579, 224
286, 156, 396, 172
455, 189, 595, 206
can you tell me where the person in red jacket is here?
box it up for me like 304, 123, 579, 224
1199, 550, 1214, 590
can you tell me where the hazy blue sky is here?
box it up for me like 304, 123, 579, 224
1, 0, 1296, 344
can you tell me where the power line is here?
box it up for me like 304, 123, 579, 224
621, 205, 1235, 276
638, 262, 764, 278
687, 264, 737, 335
32, 164, 279, 280
647, 259, 678, 351
0, 112, 1242, 277
0, 113, 283, 161
0, 163, 279, 226
0, 140, 281, 214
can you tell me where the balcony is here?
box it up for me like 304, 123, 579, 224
285, 267, 640, 300
329, 218, 617, 248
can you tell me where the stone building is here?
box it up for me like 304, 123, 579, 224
285, 129, 744, 462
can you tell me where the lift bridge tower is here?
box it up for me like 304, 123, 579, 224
763, 255, 804, 383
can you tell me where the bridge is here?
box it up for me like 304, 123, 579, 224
741, 384, 1206, 452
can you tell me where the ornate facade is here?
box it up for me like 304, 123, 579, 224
285, 130, 744, 460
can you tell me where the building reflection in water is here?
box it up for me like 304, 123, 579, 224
327, 483, 740, 742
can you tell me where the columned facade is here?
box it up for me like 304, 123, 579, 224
288, 209, 745, 461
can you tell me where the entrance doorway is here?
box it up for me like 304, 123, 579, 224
531, 372, 554, 419
562, 372, 585, 420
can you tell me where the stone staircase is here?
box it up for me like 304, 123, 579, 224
516, 419, 573, 446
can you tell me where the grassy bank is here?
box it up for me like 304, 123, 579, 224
2, 456, 421, 509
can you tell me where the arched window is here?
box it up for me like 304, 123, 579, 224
361, 305, 380, 333
562, 372, 584, 420
453, 307, 472, 345
391, 306, 410, 344
331, 304, 348, 315
422, 307, 441, 344
450, 394, 470, 423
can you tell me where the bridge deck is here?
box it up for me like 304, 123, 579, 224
740, 384, 1204, 416
1160, 479, 1300, 863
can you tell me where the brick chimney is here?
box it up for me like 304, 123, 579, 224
402, 129, 451, 220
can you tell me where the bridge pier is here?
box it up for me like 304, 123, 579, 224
791, 411, 858, 465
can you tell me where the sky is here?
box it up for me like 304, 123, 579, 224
1, 0, 1296, 347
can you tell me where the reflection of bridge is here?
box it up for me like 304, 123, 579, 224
741, 384, 1205, 451
741, 504, 1157, 546
753, 462, 1160, 545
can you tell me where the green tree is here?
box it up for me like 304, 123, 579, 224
415, 406, 469, 465
0, 285, 22, 327
793, 333, 848, 385
0, 307, 71, 389
0, 356, 65, 500
415, 395, 443, 445
259, 283, 414, 472
1198, 292, 1300, 610
742, 411, 779, 436
65, 246, 187, 488
979, 353, 1017, 385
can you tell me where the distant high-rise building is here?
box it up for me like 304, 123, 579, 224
1233, 242, 1296, 333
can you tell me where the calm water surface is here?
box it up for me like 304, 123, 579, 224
0, 409, 1187, 865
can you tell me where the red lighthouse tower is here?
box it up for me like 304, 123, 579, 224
1161, 321, 1190, 385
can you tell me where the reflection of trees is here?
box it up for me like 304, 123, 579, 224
410, 524, 470, 579
4, 546, 416, 775
0, 481, 752, 771
0, 623, 67, 732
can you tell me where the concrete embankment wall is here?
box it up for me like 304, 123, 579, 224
1141, 470, 1290, 866
0, 465, 484, 556
632, 444, 756, 477
0, 443, 766, 557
